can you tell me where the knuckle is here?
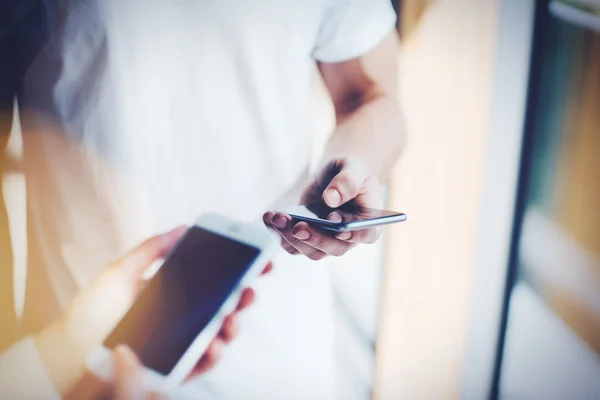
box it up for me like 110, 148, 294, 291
310, 233, 327, 249
372, 228, 383, 241
335, 171, 354, 186
341, 155, 361, 167
357, 228, 381, 244
359, 233, 375, 244
284, 245, 298, 255
335, 173, 359, 195
366, 232, 381, 244
308, 252, 326, 261
204, 349, 216, 361
289, 237, 304, 248
281, 241, 298, 255
283, 247, 296, 255
352, 229, 368, 242
262, 212, 274, 224
332, 247, 349, 257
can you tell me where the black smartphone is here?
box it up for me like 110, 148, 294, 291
288, 203, 407, 232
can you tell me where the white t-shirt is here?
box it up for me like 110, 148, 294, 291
3, 0, 396, 398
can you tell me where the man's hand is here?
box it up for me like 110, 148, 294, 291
111, 346, 163, 400
263, 30, 404, 262
36, 227, 270, 396
264, 157, 383, 260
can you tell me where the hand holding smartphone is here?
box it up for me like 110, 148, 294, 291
86, 213, 275, 392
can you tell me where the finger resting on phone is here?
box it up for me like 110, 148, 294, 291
187, 339, 225, 378
263, 211, 291, 230
204, 339, 225, 368
323, 167, 366, 207
262, 211, 275, 227
262, 211, 283, 236
263, 212, 300, 256
274, 225, 327, 261
283, 233, 328, 260
113, 346, 144, 400
261, 261, 275, 274
262, 213, 294, 255
280, 237, 301, 255
290, 221, 354, 257
335, 226, 382, 244
264, 212, 326, 260
219, 314, 239, 343
237, 287, 255, 311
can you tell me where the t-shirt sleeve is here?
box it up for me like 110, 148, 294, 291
0, 337, 61, 400
312, 0, 397, 63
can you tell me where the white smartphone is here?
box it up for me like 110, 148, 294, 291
86, 213, 275, 392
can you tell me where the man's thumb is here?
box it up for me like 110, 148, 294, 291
113, 346, 143, 400
116, 226, 188, 277
323, 167, 367, 208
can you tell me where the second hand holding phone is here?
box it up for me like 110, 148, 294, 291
86, 213, 275, 394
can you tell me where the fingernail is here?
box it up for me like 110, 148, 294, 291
225, 314, 239, 338
328, 212, 343, 223
292, 229, 310, 240
210, 339, 225, 359
274, 217, 287, 230
336, 232, 352, 240
324, 189, 341, 207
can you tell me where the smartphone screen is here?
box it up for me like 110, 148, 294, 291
289, 203, 406, 231
103, 226, 259, 375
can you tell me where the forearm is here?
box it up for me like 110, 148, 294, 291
0, 337, 62, 400
35, 316, 116, 400
320, 95, 405, 181
34, 266, 134, 397
35, 320, 89, 396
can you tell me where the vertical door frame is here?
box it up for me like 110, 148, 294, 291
461, 0, 537, 398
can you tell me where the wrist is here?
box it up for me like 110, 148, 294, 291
34, 319, 89, 396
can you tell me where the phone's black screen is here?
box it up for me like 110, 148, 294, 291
103, 227, 259, 375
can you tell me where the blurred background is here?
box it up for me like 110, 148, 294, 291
2, 0, 599, 399
377, 0, 600, 399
